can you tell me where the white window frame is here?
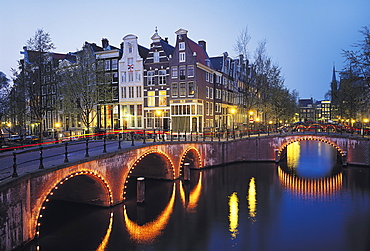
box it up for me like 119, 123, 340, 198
179, 52, 185, 62
179, 42, 185, 50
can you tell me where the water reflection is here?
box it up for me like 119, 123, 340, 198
228, 192, 239, 240
286, 141, 339, 178
123, 183, 176, 244
247, 177, 257, 222
96, 212, 113, 251
278, 167, 343, 200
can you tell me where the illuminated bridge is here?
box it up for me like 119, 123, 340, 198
1, 132, 369, 249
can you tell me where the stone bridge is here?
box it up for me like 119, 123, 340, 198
1, 133, 369, 250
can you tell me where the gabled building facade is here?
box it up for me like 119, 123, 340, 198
95, 38, 121, 130
143, 30, 174, 131
169, 28, 215, 133
118, 35, 149, 129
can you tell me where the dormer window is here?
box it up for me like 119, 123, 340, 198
179, 42, 185, 51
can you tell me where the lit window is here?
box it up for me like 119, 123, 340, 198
188, 82, 195, 96
147, 91, 155, 106
159, 90, 167, 106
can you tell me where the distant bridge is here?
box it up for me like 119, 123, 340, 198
1, 132, 369, 250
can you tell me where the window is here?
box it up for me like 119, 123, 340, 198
206, 102, 209, 115
209, 102, 213, 115
147, 91, 155, 106
188, 65, 194, 77
112, 59, 118, 70
105, 60, 111, 71
206, 86, 209, 99
159, 70, 166, 85
128, 71, 133, 82
128, 86, 134, 98
179, 42, 185, 50
179, 66, 186, 80
210, 73, 213, 83
210, 87, 214, 99
179, 82, 186, 96
128, 44, 133, 53
154, 52, 160, 63
135, 71, 141, 82
159, 90, 167, 106
179, 52, 185, 62
127, 58, 133, 67
147, 71, 155, 85
121, 87, 126, 99
136, 86, 141, 98
172, 83, 178, 97
188, 82, 195, 96
206, 72, 209, 82
122, 72, 126, 83
172, 67, 178, 78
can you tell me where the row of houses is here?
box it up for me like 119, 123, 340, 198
15, 28, 253, 137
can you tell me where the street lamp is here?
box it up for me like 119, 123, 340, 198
55, 122, 61, 141
156, 110, 162, 140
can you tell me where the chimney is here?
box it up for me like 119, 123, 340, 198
164, 37, 169, 43
198, 40, 206, 52
102, 38, 109, 49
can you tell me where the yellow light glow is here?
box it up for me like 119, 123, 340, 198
230, 108, 236, 114
247, 177, 257, 221
7, 122, 11, 127
55, 122, 61, 128
96, 212, 114, 251
364, 118, 369, 123
228, 192, 239, 240
187, 172, 203, 212
269, 121, 273, 125
287, 141, 300, 169
156, 110, 162, 116
255, 117, 260, 122
249, 111, 253, 116
124, 183, 176, 244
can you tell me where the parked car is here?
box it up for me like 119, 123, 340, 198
8, 135, 21, 142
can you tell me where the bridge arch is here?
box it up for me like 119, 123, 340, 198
179, 147, 203, 175
277, 136, 346, 159
34, 170, 113, 238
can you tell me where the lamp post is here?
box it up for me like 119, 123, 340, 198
268, 120, 273, 135
156, 110, 162, 141
363, 118, 369, 136
230, 107, 236, 138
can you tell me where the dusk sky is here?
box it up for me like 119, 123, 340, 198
1, 0, 369, 100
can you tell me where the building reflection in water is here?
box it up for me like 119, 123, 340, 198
247, 177, 257, 222
287, 141, 300, 169
96, 212, 114, 251
278, 166, 343, 200
228, 192, 239, 240
179, 172, 203, 212
123, 183, 176, 244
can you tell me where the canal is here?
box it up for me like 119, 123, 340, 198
25, 141, 370, 250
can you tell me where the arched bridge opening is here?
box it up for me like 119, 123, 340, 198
278, 137, 346, 165
35, 171, 113, 239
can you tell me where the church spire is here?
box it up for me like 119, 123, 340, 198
332, 64, 337, 82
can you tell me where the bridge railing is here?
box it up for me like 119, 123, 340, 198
0, 129, 367, 182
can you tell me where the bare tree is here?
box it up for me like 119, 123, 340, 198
58, 43, 109, 133
234, 26, 251, 59
26, 28, 56, 52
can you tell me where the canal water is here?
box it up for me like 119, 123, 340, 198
26, 141, 370, 251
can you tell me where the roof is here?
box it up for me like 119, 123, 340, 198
187, 38, 211, 68
160, 39, 175, 57
210, 56, 223, 71
138, 45, 149, 60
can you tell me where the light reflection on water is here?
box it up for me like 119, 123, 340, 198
27, 142, 370, 251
